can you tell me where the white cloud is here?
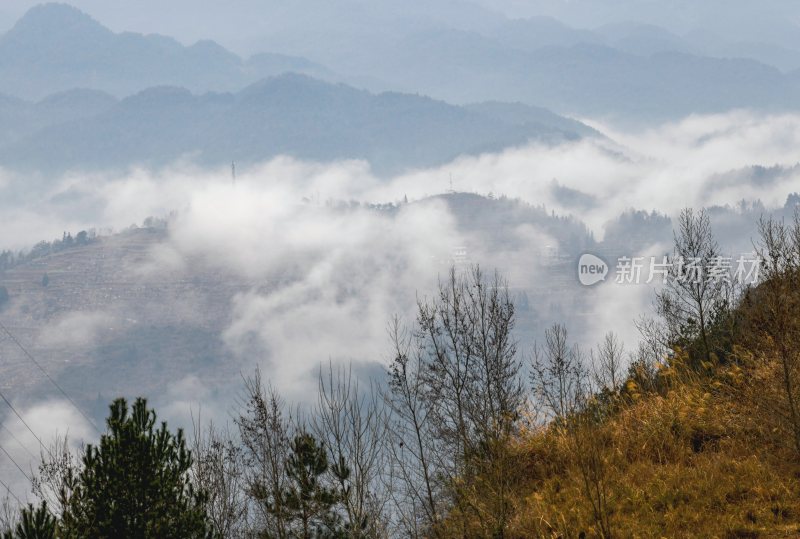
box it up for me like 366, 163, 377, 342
38, 310, 116, 348
0, 400, 95, 503
0, 110, 798, 422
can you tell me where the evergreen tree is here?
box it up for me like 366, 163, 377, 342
279, 432, 343, 539
2, 502, 56, 539
60, 397, 215, 538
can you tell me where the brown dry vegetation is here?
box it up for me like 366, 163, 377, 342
437, 350, 800, 538
435, 212, 800, 539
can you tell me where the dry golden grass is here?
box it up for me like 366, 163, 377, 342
440, 351, 800, 539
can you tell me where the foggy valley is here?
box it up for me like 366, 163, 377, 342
0, 2, 799, 537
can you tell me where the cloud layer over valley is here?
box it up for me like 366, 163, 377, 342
0, 111, 799, 502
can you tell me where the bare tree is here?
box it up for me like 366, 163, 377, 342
655, 208, 730, 365
313, 363, 390, 538
190, 417, 249, 537
385, 317, 442, 538
530, 326, 614, 536
31, 434, 79, 519
386, 266, 524, 537
590, 332, 625, 394
418, 266, 522, 464
530, 324, 587, 422
236, 369, 293, 538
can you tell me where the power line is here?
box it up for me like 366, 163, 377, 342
0, 443, 32, 484
0, 389, 52, 460
0, 475, 21, 506
0, 424, 36, 460
0, 322, 100, 434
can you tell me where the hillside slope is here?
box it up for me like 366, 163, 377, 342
0, 194, 600, 418
434, 211, 800, 538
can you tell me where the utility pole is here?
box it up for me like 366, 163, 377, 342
231, 161, 236, 186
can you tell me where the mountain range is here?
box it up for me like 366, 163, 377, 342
4, 4, 800, 121
333, 26, 800, 119
0, 3, 336, 100
0, 75, 597, 175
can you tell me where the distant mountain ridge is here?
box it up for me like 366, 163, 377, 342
0, 3, 336, 99
0, 87, 117, 147
0, 74, 597, 175
5, 4, 800, 119
356, 28, 800, 119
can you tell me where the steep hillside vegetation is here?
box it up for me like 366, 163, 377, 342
431, 211, 800, 538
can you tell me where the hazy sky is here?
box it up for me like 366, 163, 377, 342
0, 0, 286, 51
0, 0, 504, 53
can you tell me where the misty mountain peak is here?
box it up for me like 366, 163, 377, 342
6, 3, 108, 39
0, 4, 339, 101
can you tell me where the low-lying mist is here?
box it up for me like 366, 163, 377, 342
2, 110, 798, 248
0, 110, 798, 502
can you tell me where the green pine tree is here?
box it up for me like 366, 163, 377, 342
278, 432, 343, 539
2, 502, 56, 539
60, 397, 215, 538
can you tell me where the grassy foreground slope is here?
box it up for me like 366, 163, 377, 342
501, 355, 800, 537
438, 212, 800, 538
